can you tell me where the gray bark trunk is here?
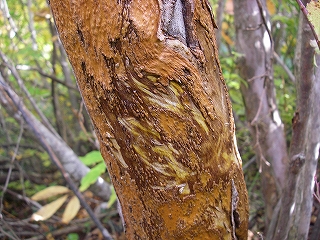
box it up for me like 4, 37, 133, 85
233, 0, 288, 229
271, 7, 320, 239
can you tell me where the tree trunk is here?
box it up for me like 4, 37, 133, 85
233, 0, 288, 230
49, 0, 248, 239
271, 5, 320, 239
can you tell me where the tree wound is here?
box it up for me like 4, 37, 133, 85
160, 0, 198, 48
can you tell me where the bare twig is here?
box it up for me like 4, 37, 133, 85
27, 0, 37, 50
247, 74, 267, 83
256, 0, 274, 55
0, 73, 111, 201
242, 156, 256, 170
0, 117, 24, 214
273, 51, 296, 82
0, 143, 42, 150
314, 176, 320, 203
0, 81, 113, 240
27, 211, 117, 240
296, 0, 320, 50
250, 87, 266, 125
253, 124, 271, 173
76, 101, 100, 149
0, 0, 24, 43
0, 51, 60, 139
0, 106, 12, 142
30, 68, 78, 91
0, 186, 42, 209
49, 21, 79, 111
0, 223, 20, 240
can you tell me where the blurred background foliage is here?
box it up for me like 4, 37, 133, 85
0, 0, 300, 238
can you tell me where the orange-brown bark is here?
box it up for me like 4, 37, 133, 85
49, 0, 248, 238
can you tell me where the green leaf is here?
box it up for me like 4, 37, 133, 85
79, 162, 106, 192
271, 15, 292, 24
79, 150, 103, 166
67, 233, 79, 240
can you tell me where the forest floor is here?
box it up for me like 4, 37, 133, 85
1, 159, 320, 240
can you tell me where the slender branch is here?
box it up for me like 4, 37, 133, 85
242, 156, 256, 170
0, 51, 61, 139
0, 73, 111, 201
27, 0, 38, 50
50, 20, 79, 111
0, 186, 43, 209
0, 106, 12, 142
0, 222, 20, 240
32, 68, 78, 91
310, 202, 320, 239
247, 74, 267, 82
0, 0, 24, 43
273, 51, 296, 82
27, 211, 117, 240
250, 87, 266, 125
0, 117, 24, 214
0, 81, 113, 240
296, 0, 320, 50
0, 143, 43, 151
256, 0, 274, 54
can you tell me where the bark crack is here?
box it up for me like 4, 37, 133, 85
231, 179, 240, 240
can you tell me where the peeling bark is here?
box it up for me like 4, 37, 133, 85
49, 0, 248, 238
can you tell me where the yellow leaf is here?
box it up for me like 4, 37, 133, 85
31, 195, 68, 221
221, 31, 234, 46
31, 186, 70, 201
221, 22, 234, 46
307, 1, 320, 38
33, 7, 51, 22
46, 233, 54, 240
61, 195, 81, 224
267, 0, 276, 15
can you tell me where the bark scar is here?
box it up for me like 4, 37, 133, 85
231, 179, 240, 239
158, 0, 198, 48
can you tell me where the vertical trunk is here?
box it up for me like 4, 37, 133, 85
271, 6, 320, 239
233, 0, 288, 230
308, 52, 320, 240
49, 0, 248, 238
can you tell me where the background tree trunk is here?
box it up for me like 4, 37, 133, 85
49, 0, 248, 238
270, 4, 320, 239
233, 0, 288, 230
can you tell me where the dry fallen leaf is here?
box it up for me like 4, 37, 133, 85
31, 195, 68, 221
61, 195, 81, 224
31, 186, 70, 201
